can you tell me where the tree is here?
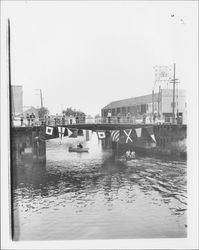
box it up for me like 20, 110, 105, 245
63, 107, 85, 117
87, 114, 93, 119
94, 114, 101, 118
38, 107, 49, 119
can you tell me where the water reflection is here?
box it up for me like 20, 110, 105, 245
12, 131, 187, 240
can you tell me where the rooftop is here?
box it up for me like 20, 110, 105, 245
102, 93, 159, 110
102, 89, 186, 110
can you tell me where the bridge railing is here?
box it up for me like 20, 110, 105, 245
86, 116, 181, 125
11, 115, 180, 127
89, 116, 150, 124
12, 116, 145, 127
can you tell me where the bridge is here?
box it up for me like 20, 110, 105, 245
11, 118, 186, 168
12, 122, 162, 132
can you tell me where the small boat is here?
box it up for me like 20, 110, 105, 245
125, 155, 136, 161
116, 156, 136, 164
124, 151, 136, 161
68, 146, 89, 153
119, 153, 136, 161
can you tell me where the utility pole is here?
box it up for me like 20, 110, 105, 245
158, 85, 161, 117
152, 77, 156, 123
40, 89, 43, 108
172, 63, 176, 123
173, 63, 175, 122
152, 89, 154, 121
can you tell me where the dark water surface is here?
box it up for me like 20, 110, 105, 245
13, 132, 187, 240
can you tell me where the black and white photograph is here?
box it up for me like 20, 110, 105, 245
1, 0, 198, 249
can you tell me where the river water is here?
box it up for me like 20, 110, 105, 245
12, 131, 187, 240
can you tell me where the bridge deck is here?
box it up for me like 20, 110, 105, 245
59, 123, 160, 130
12, 123, 186, 132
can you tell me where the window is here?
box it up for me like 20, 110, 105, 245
112, 109, 116, 116
136, 105, 141, 112
104, 110, 108, 117
171, 102, 176, 108
122, 107, 126, 114
130, 106, 136, 115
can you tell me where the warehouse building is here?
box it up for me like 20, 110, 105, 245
101, 89, 187, 124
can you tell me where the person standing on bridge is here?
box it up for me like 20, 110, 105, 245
117, 112, 121, 123
69, 115, 73, 125
127, 112, 131, 123
142, 114, 146, 124
54, 116, 57, 126
54, 113, 59, 126
82, 115, 86, 124
26, 113, 30, 126
76, 115, 79, 124
30, 113, 35, 126
20, 114, 24, 126
107, 110, 111, 124
47, 116, 51, 125
44, 114, 48, 125
62, 115, 66, 125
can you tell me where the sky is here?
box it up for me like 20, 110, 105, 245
1, 1, 198, 116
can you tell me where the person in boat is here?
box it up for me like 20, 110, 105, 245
77, 143, 83, 149
125, 149, 135, 159
130, 150, 136, 158
126, 149, 131, 158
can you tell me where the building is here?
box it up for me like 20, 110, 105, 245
101, 89, 187, 124
11, 85, 23, 115
22, 106, 39, 117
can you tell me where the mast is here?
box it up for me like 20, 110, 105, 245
172, 63, 176, 123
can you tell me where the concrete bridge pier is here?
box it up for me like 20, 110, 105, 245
32, 130, 46, 164
11, 127, 46, 167
101, 131, 112, 149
